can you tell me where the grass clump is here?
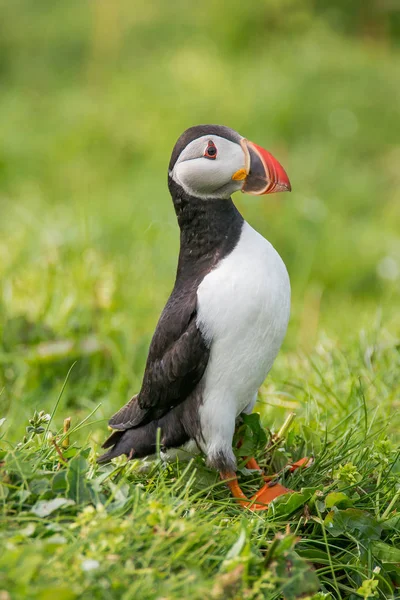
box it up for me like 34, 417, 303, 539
1, 336, 400, 599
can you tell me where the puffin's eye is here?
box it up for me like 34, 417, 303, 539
204, 141, 217, 160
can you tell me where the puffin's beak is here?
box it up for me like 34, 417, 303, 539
232, 139, 291, 195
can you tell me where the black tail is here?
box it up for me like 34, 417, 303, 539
97, 400, 193, 464
97, 421, 159, 464
97, 430, 126, 463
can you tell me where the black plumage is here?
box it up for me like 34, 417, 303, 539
98, 126, 244, 463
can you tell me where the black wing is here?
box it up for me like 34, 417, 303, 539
108, 289, 210, 431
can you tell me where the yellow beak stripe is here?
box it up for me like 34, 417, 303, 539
232, 168, 247, 181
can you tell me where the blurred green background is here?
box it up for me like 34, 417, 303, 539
0, 0, 399, 439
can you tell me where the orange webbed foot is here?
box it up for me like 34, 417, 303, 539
250, 481, 292, 510
222, 454, 312, 510
221, 471, 292, 511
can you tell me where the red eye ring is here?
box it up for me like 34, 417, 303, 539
204, 140, 217, 160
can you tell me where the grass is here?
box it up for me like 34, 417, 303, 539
1, 1, 400, 598
1, 343, 400, 599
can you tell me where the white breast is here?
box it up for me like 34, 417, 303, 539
196, 221, 290, 463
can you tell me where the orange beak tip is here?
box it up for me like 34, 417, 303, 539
278, 181, 292, 193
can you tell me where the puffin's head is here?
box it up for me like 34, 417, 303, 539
168, 124, 291, 200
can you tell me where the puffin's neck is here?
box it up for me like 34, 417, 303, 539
169, 180, 244, 280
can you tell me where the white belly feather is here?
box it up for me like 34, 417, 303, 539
196, 221, 290, 465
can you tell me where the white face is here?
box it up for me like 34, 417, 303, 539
170, 134, 246, 199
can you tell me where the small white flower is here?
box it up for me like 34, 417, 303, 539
81, 559, 100, 572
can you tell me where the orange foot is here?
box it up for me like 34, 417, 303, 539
221, 472, 291, 511
221, 455, 312, 510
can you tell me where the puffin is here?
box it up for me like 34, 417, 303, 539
98, 124, 298, 510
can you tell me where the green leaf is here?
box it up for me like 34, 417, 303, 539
5, 452, 37, 479
381, 514, 400, 531
30, 478, 51, 496
273, 549, 320, 600
268, 487, 317, 518
265, 532, 320, 599
52, 470, 67, 494
324, 508, 382, 540
62, 447, 79, 459
371, 541, 400, 563
66, 454, 91, 504
325, 491, 353, 509
235, 413, 267, 457
31, 497, 75, 517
